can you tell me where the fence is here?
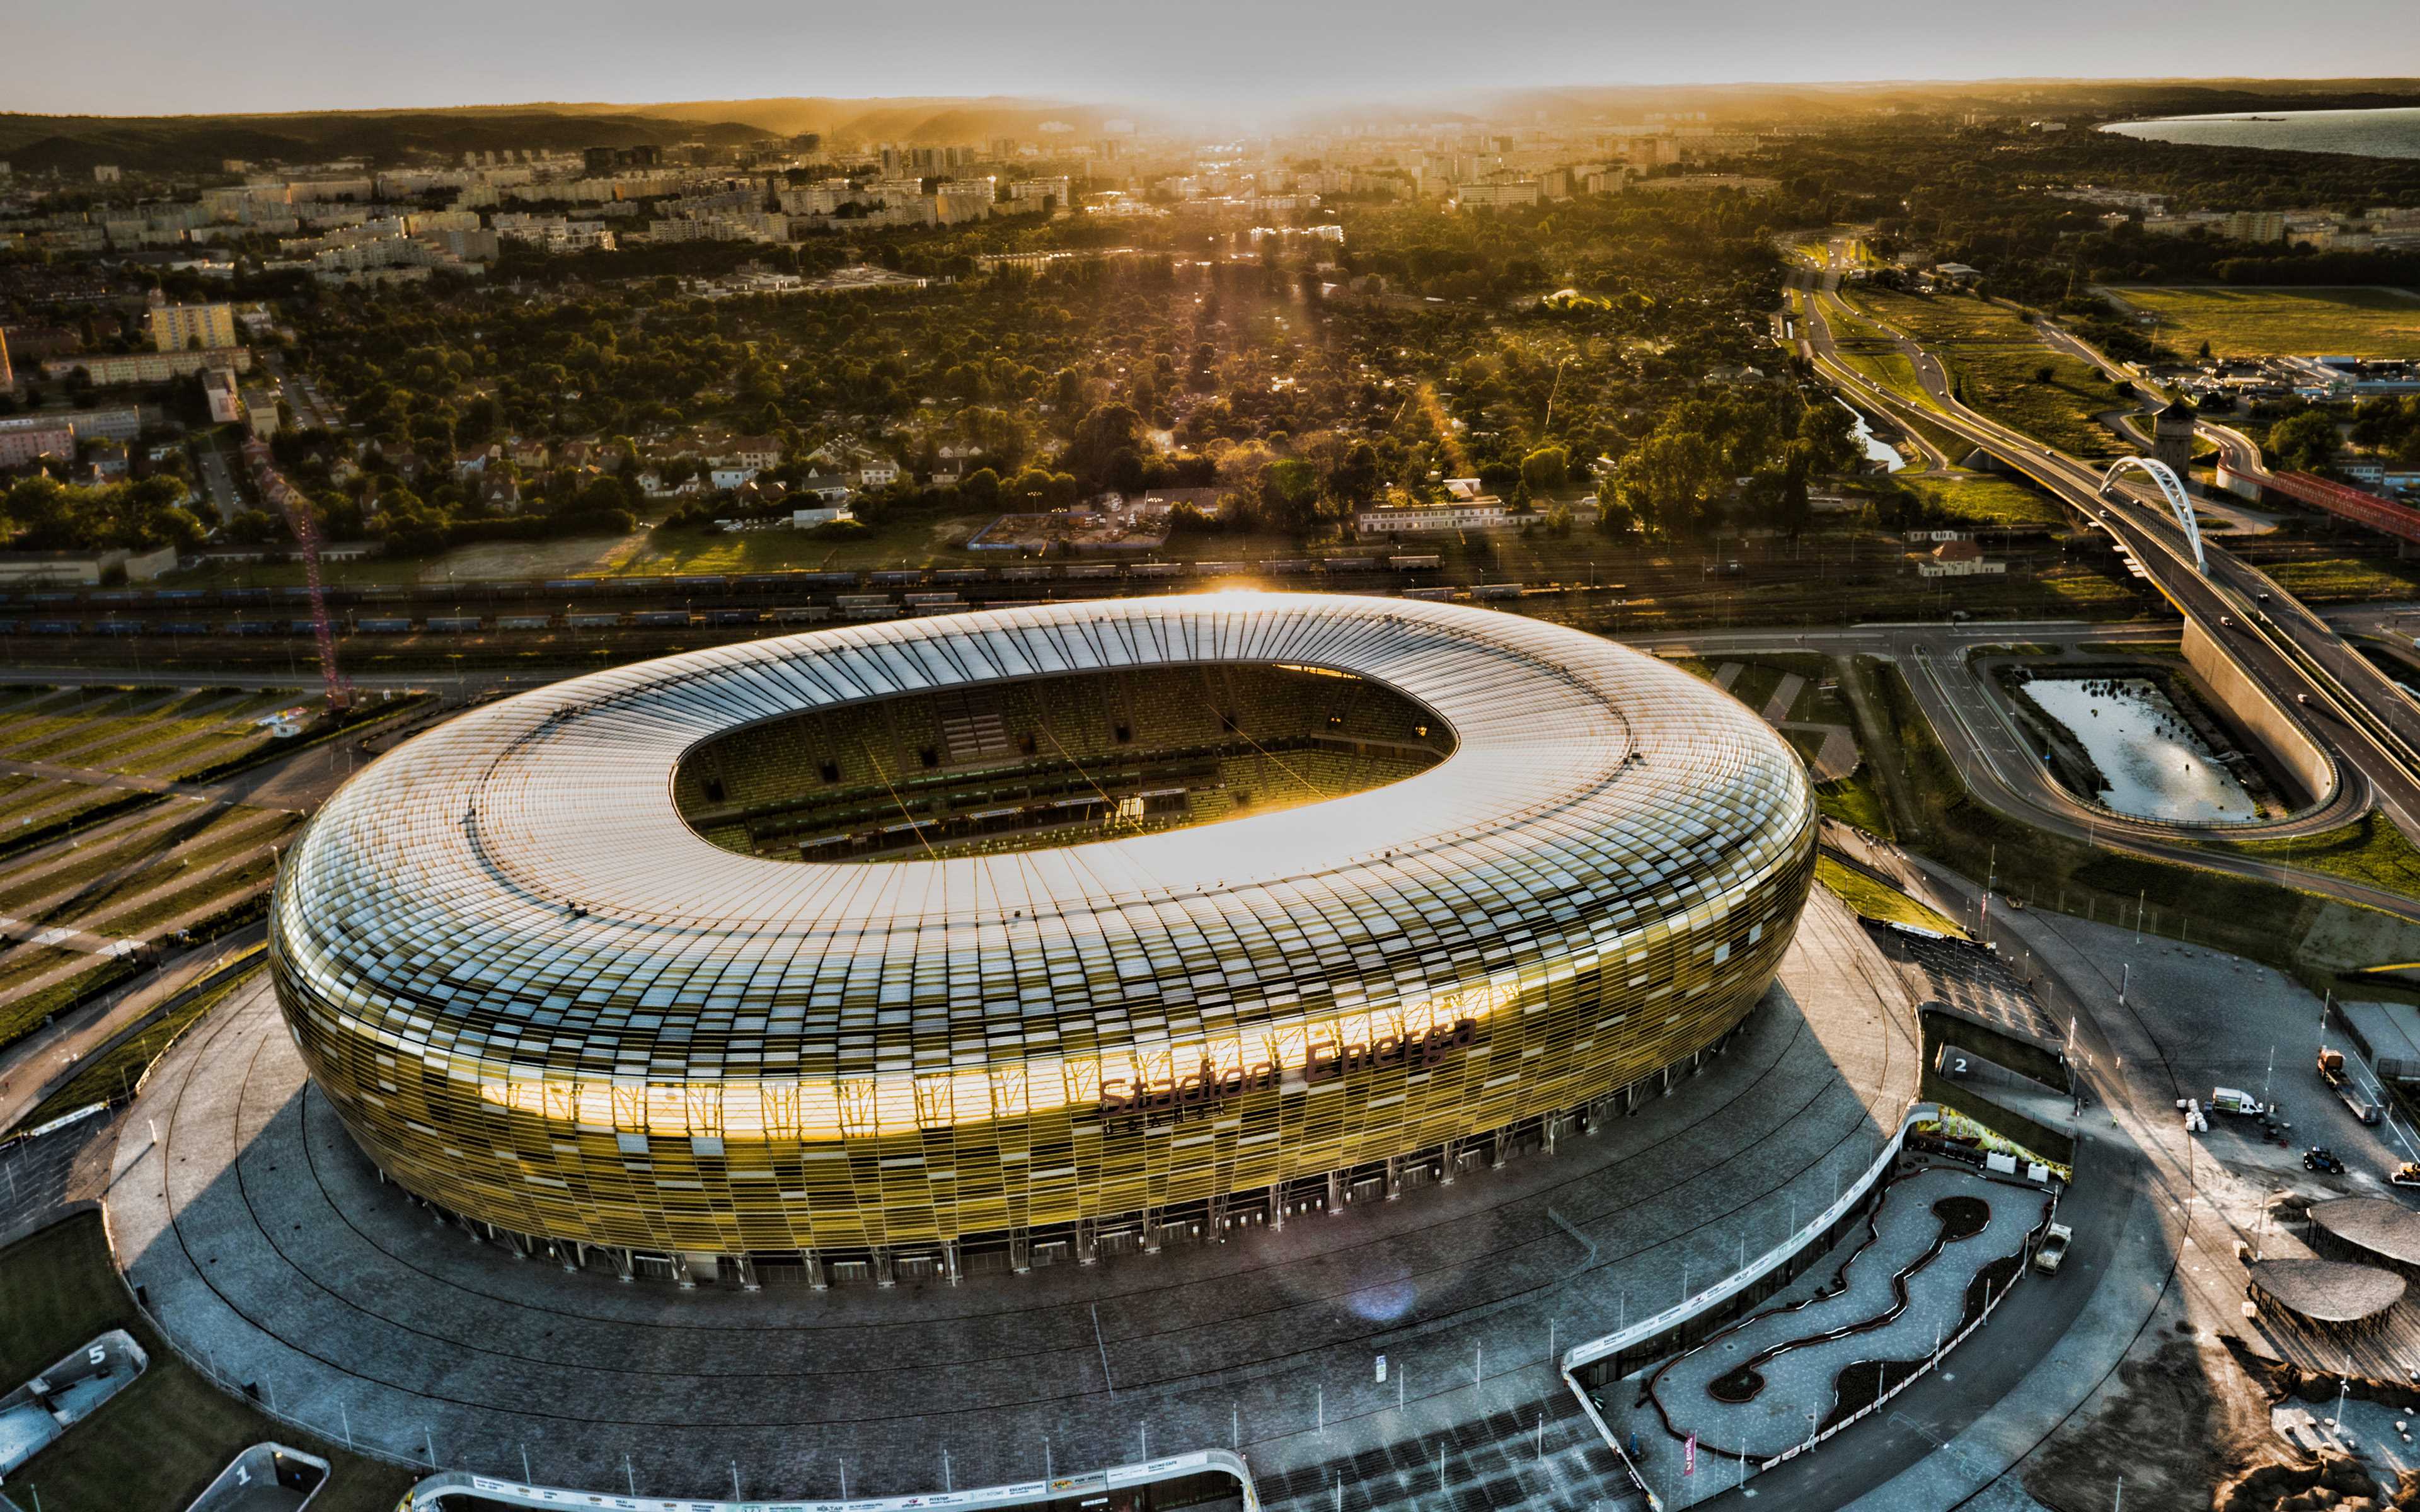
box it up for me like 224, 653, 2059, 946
1557, 1101, 1933, 1510
1753, 1189, 2060, 1472
399, 1447, 1261, 1512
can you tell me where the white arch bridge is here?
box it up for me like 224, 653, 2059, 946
2099, 455, 2204, 574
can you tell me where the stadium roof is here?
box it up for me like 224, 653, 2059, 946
272, 593, 1814, 1101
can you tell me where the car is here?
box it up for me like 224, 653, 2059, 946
2220, 615, 2237, 628
2034, 1223, 2073, 1275
2305, 1147, 2347, 1175
2391, 1163, 2420, 1189
2298, 693, 2312, 706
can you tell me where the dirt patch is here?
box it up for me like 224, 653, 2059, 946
415, 536, 640, 583
2218, 1456, 2414, 1511
927, 516, 992, 548
1937, 1194, 1992, 1242
1823, 1354, 1929, 1429
1708, 1364, 1764, 1404
2022, 1332, 2271, 1512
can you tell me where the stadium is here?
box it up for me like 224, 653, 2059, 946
265, 592, 1818, 1283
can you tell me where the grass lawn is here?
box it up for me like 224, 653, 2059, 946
0, 943, 83, 998
1852, 654, 2368, 976
1850, 289, 2126, 461
1816, 854, 1966, 935
1893, 473, 2069, 532
0, 800, 250, 914
2262, 557, 2420, 605
2107, 285, 2420, 360
89, 847, 280, 937
2208, 811, 2420, 902
1816, 768, 1894, 837
0, 1215, 412, 1512
61, 817, 292, 935
0, 955, 143, 1057
9, 953, 263, 1135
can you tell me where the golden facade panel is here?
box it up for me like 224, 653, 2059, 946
268, 594, 1817, 1261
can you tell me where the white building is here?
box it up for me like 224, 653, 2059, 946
1356, 502, 1520, 535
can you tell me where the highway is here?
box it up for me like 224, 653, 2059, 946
1795, 244, 2420, 874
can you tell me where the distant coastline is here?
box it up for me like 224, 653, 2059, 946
2101, 106, 2420, 160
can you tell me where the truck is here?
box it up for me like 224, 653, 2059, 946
2318, 1049, 2386, 1125
2210, 1086, 2271, 1118
2033, 1223, 2073, 1275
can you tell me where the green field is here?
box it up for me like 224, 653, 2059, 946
0, 954, 142, 1057
2108, 285, 2420, 360
11, 952, 263, 1134
1893, 474, 2069, 531
1850, 289, 2124, 461
1850, 653, 2391, 978
0, 1215, 411, 1512
2262, 557, 2420, 605
1816, 854, 1966, 935
2208, 811, 2420, 901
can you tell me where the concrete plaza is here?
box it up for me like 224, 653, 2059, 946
105, 890, 1917, 1504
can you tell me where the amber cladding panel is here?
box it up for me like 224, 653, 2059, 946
269, 595, 1816, 1255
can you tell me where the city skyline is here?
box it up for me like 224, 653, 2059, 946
4, 0, 2419, 118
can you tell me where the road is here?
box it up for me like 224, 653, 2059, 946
1797, 244, 2420, 864
194, 432, 244, 525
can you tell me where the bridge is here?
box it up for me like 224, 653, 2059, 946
2099, 457, 2204, 574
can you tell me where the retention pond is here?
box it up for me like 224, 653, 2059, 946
2019, 674, 2259, 822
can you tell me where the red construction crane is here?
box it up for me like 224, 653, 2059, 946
267, 471, 351, 714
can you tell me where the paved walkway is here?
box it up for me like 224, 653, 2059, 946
1647, 1166, 2046, 1465
105, 890, 1918, 1502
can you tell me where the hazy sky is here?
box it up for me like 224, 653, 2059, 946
6, 0, 2419, 116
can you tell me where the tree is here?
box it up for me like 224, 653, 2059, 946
1795, 401, 1859, 476
1778, 446, 1811, 540
1612, 430, 1722, 540
1519, 445, 1570, 495
1323, 441, 1382, 507
2269, 408, 2342, 474
1260, 459, 1322, 532
1064, 403, 1144, 490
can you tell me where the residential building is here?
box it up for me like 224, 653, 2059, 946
1915, 539, 2007, 578
0, 420, 75, 469
935, 181, 995, 225
1008, 176, 1072, 211
2223, 210, 2287, 244
718, 435, 782, 471
1454, 181, 1540, 210
148, 299, 239, 353
84, 438, 130, 479
202, 367, 244, 424
1355, 501, 1526, 534
42, 348, 250, 386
